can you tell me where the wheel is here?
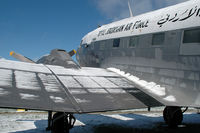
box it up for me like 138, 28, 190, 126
52, 112, 65, 133
163, 106, 183, 127
51, 112, 76, 133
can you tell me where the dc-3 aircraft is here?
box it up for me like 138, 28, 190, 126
0, 0, 200, 132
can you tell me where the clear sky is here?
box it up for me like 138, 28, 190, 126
0, 0, 188, 61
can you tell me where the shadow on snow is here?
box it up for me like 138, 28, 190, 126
12, 113, 200, 133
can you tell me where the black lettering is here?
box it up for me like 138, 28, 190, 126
115, 25, 125, 32
106, 25, 125, 35
196, 8, 200, 16
169, 13, 179, 22
133, 21, 141, 29
157, 6, 200, 27
98, 30, 106, 37
106, 27, 117, 34
133, 20, 149, 29
145, 20, 149, 27
179, 6, 197, 21
157, 14, 170, 27
124, 23, 133, 31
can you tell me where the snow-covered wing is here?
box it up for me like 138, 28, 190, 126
0, 59, 162, 113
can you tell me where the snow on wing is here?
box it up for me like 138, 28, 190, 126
0, 59, 162, 113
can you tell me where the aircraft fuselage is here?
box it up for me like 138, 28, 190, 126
76, 0, 200, 108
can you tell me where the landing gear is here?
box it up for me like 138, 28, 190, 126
197, 108, 200, 114
51, 112, 76, 133
46, 111, 52, 131
163, 106, 185, 127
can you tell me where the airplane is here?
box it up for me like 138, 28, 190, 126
0, 0, 200, 133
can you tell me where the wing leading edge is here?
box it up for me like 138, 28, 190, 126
0, 59, 162, 113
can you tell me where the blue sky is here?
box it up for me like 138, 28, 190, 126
0, 0, 188, 61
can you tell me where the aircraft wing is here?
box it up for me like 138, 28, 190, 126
0, 58, 162, 113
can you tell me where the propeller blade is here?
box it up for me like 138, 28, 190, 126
68, 49, 76, 57
9, 51, 35, 63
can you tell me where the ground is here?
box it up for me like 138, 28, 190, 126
0, 108, 200, 133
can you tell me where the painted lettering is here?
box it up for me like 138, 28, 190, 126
124, 23, 133, 31
157, 6, 200, 27
106, 25, 125, 35
133, 20, 149, 29
98, 20, 149, 37
98, 30, 106, 37
179, 6, 197, 21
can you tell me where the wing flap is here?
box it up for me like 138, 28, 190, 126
0, 59, 162, 113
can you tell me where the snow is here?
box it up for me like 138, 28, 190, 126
49, 96, 65, 103
0, 69, 12, 87
75, 98, 91, 104
107, 68, 176, 102
15, 71, 41, 90
146, 85, 166, 97
69, 89, 87, 94
20, 93, 39, 100
107, 77, 134, 88
102, 114, 134, 121
47, 65, 119, 77
90, 77, 118, 88
0, 111, 200, 133
106, 88, 126, 94
0, 113, 47, 133
163, 95, 176, 102
0, 59, 51, 74
58, 75, 135, 94
87, 88, 108, 94
58, 76, 82, 89
74, 77, 101, 88
0, 88, 9, 96
39, 74, 62, 93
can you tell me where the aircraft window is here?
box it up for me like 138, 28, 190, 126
113, 38, 120, 47
152, 33, 165, 45
183, 29, 200, 43
129, 36, 138, 47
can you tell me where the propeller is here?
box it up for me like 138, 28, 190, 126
10, 49, 77, 65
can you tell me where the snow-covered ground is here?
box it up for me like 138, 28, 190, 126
0, 109, 200, 133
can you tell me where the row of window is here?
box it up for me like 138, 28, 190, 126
112, 32, 165, 48
111, 28, 200, 48
85, 28, 200, 49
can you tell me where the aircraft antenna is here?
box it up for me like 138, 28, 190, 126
128, 0, 133, 17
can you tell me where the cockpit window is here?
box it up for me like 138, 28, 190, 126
81, 44, 88, 48
80, 40, 83, 45
84, 44, 89, 48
